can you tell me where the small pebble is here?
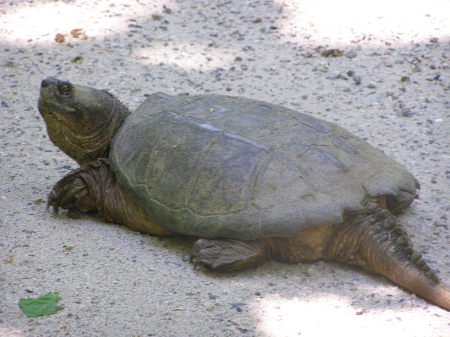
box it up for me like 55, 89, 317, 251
208, 293, 219, 300
352, 75, 362, 85
345, 50, 357, 59
230, 302, 246, 312
401, 109, 416, 117
230, 302, 246, 308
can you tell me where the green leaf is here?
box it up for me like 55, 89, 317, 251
18, 293, 63, 317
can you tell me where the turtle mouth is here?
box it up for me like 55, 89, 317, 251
38, 97, 77, 122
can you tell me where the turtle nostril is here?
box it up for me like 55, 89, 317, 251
41, 79, 50, 88
41, 77, 58, 88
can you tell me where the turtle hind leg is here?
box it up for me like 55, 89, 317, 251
191, 238, 269, 271
324, 204, 450, 310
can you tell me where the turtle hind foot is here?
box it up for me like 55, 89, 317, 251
191, 238, 269, 271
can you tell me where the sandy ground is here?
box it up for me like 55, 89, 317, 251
1, 0, 449, 336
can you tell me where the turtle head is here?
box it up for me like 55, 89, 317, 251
38, 77, 130, 165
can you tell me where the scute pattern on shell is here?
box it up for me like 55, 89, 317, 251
110, 93, 418, 239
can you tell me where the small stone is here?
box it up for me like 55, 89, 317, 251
208, 292, 218, 300
400, 76, 410, 82
230, 302, 246, 312
70, 28, 87, 40
328, 71, 342, 79
231, 302, 245, 307
352, 75, 362, 85
71, 56, 84, 63
345, 50, 357, 59
54, 33, 65, 43
320, 48, 344, 57
401, 109, 415, 117
33, 198, 45, 205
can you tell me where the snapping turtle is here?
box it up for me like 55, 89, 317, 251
38, 77, 449, 310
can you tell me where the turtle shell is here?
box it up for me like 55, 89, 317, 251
110, 94, 418, 239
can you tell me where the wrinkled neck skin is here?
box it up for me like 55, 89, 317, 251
42, 98, 129, 165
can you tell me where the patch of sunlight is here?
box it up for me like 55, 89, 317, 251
132, 43, 235, 70
0, 0, 175, 45
255, 294, 446, 337
0, 327, 25, 337
276, 0, 450, 46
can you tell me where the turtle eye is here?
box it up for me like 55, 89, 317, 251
58, 81, 72, 96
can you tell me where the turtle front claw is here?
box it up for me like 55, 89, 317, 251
47, 190, 82, 218
46, 166, 98, 217
47, 189, 61, 214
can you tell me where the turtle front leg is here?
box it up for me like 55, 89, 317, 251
48, 160, 106, 218
48, 158, 174, 236
192, 238, 270, 271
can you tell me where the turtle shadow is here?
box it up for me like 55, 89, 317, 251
195, 258, 436, 311
135, 225, 444, 311
51, 209, 444, 312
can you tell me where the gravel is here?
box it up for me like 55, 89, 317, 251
1, 1, 449, 337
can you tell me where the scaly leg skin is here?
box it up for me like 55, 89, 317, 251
192, 204, 450, 310
325, 205, 450, 311
48, 158, 174, 236
191, 238, 269, 271
273, 204, 450, 310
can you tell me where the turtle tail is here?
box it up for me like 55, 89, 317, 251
325, 204, 450, 310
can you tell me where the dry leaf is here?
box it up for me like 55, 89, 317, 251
54, 33, 65, 43
70, 28, 88, 40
